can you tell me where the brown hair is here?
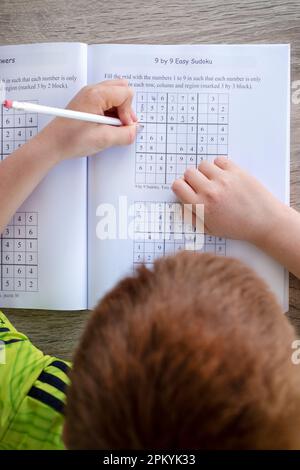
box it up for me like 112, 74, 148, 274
65, 252, 300, 449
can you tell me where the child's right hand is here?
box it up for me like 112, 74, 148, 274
0, 79, 138, 235
172, 157, 287, 246
37, 79, 138, 162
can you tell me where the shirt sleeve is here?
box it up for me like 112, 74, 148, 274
0, 310, 70, 449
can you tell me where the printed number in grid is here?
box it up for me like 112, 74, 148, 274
135, 92, 229, 185
133, 202, 226, 268
0, 212, 38, 292
0, 102, 38, 160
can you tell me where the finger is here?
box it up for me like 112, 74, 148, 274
183, 167, 210, 193
182, 203, 201, 226
97, 79, 129, 88
103, 86, 134, 125
106, 103, 137, 123
117, 92, 135, 126
198, 160, 223, 179
100, 123, 137, 148
96, 78, 138, 125
172, 178, 209, 234
214, 156, 236, 171
95, 85, 134, 123
130, 108, 138, 122
183, 209, 209, 237
171, 177, 199, 204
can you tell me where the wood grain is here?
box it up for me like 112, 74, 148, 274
0, 0, 299, 360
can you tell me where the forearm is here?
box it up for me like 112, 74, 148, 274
254, 205, 300, 279
0, 131, 59, 233
0, 82, 136, 236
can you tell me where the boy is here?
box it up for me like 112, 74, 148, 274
1, 81, 300, 449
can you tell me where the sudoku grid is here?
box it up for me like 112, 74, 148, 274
0, 212, 38, 292
135, 92, 229, 185
0, 102, 38, 160
133, 202, 226, 268
0, 103, 39, 292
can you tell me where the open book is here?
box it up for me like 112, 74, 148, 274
0, 43, 290, 311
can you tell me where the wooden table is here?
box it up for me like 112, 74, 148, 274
0, 0, 299, 360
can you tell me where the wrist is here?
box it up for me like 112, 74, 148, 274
252, 201, 291, 250
35, 120, 67, 165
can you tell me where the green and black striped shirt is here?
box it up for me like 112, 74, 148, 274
0, 311, 70, 450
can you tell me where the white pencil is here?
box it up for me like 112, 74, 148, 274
3, 99, 122, 126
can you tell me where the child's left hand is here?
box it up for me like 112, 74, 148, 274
172, 157, 300, 279
172, 157, 285, 245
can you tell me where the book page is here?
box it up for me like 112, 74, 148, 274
0, 43, 88, 310
88, 44, 289, 311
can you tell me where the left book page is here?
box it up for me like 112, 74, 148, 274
0, 43, 88, 310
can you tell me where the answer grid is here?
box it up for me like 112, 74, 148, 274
133, 202, 226, 269
0, 101, 38, 161
0, 212, 38, 292
135, 92, 229, 185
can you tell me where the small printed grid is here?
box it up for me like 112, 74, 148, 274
0, 212, 38, 292
0, 102, 38, 161
135, 92, 229, 185
133, 202, 226, 269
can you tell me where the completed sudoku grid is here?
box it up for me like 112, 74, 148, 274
0, 103, 39, 292
0, 212, 38, 292
135, 92, 229, 185
0, 102, 38, 160
133, 202, 226, 268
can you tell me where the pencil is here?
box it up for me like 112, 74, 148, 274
3, 99, 122, 126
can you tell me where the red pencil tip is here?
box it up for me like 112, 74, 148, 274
3, 99, 12, 109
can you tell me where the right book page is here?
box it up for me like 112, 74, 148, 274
87, 44, 290, 311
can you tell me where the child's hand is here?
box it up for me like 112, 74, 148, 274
38, 79, 138, 161
172, 157, 285, 245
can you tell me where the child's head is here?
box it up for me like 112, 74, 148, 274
64, 252, 300, 449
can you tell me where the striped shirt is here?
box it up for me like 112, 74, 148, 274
0, 311, 70, 450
